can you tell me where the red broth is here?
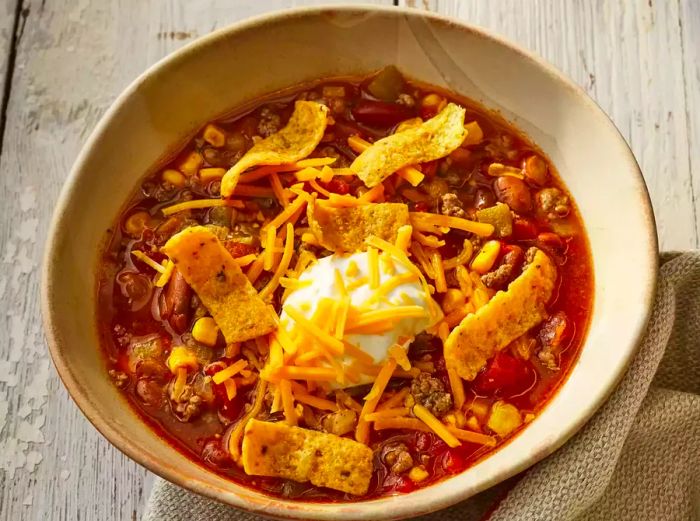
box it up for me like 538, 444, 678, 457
97, 70, 593, 501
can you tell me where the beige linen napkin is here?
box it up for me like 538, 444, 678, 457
143, 252, 700, 521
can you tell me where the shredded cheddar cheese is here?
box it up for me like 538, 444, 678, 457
131, 250, 167, 273
368, 247, 380, 289
285, 306, 345, 356
212, 359, 249, 385
409, 212, 494, 237
413, 404, 461, 448
260, 223, 295, 299
356, 359, 397, 444
155, 259, 175, 287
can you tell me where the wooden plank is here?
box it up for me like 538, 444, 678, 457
0, 0, 20, 150
402, 0, 698, 250
0, 1, 392, 520
679, 0, 700, 248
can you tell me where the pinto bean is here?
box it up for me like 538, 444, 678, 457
494, 176, 532, 213
161, 269, 192, 333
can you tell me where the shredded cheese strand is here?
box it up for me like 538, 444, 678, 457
413, 404, 461, 448
409, 212, 494, 237
228, 380, 267, 462
131, 250, 167, 273
260, 223, 295, 300
279, 379, 297, 426
356, 359, 397, 444
212, 359, 249, 385
155, 259, 175, 287
285, 306, 345, 356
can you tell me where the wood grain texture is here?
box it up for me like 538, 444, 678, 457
0, 2, 391, 521
0, 0, 18, 86
0, 1, 697, 520
402, 0, 700, 250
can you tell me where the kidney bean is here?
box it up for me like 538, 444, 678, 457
494, 176, 532, 213
522, 154, 549, 186
160, 269, 192, 333
351, 100, 414, 127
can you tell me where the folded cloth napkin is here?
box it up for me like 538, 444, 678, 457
144, 252, 700, 521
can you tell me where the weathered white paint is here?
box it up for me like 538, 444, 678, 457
402, 0, 700, 250
0, 0, 697, 520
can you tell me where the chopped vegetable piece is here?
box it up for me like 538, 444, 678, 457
242, 419, 373, 495
351, 103, 467, 187
166, 346, 198, 373
366, 65, 405, 101
476, 203, 513, 238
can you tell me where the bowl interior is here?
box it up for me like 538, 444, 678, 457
43, 6, 656, 521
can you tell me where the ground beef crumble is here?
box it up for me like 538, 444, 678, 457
410, 373, 452, 418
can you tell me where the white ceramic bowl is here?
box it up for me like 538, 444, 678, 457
42, 5, 657, 520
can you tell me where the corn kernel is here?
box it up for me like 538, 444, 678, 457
408, 466, 429, 483
192, 317, 220, 347
199, 167, 226, 183
487, 401, 522, 437
465, 415, 481, 432
161, 168, 186, 187
202, 124, 226, 147
442, 288, 466, 314
462, 121, 484, 145
166, 346, 198, 374
124, 211, 150, 237
421, 93, 444, 110
470, 240, 501, 275
469, 399, 490, 421
177, 151, 203, 176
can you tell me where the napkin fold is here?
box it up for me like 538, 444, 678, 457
144, 252, 700, 521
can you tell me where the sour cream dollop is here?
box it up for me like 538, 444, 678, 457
279, 250, 442, 387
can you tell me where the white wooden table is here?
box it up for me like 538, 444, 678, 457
0, 1, 697, 519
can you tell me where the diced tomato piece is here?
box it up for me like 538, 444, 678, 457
412, 201, 430, 212
224, 241, 258, 258
473, 351, 533, 396
326, 178, 351, 195
442, 448, 468, 474
512, 217, 538, 240
393, 475, 417, 493
419, 160, 439, 178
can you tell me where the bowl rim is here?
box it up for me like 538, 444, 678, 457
42, 3, 658, 520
